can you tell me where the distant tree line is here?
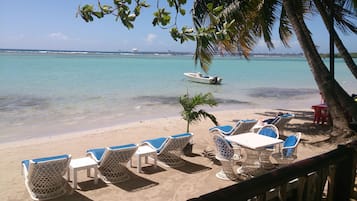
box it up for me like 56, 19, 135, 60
320, 53, 357, 58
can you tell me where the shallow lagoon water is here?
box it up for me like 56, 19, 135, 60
0, 51, 356, 142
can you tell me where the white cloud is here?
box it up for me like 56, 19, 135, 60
145, 33, 157, 43
48, 32, 69, 40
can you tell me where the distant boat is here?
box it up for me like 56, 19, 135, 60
184, 72, 222, 85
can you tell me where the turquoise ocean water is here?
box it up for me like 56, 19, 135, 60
0, 50, 356, 143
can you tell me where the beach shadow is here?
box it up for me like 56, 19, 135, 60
113, 172, 159, 192
276, 108, 316, 122
140, 165, 166, 174
202, 150, 221, 165
51, 190, 94, 201
184, 152, 201, 157
76, 179, 108, 191
172, 160, 212, 174
256, 109, 331, 134
255, 109, 334, 148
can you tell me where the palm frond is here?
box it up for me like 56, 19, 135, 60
179, 92, 218, 132
319, 0, 357, 34
279, 5, 293, 47
254, 0, 280, 49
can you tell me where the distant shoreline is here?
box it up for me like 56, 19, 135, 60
3, 48, 357, 58
0, 48, 306, 57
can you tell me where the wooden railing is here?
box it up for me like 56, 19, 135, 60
188, 142, 357, 201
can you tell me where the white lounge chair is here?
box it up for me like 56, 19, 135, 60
86, 143, 138, 183
209, 119, 258, 136
264, 113, 294, 135
22, 154, 71, 200
142, 133, 193, 167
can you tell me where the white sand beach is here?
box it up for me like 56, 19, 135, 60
0, 109, 337, 201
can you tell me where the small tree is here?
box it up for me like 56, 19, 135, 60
179, 92, 218, 133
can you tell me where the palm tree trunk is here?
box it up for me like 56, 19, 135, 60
313, 0, 357, 79
313, 0, 357, 128
283, 0, 355, 138
187, 121, 190, 133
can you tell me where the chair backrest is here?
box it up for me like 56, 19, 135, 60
283, 132, 301, 157
145, 137, 168, 153
213, 134, 234, 160
100, 144, 138, 166
158, 133, 193, 155
25, 154, 71, 192
231, 119, 258, 135
272, 113, 294, 130
257, 124, 279, 139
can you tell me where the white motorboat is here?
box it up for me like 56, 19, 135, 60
184, 72, 222, 84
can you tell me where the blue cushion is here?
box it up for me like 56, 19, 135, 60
281, 113, 293, 118
171, 133, 192, 138
284, 136, 298, 147
22, 154, 69, 170
209, 125, 233, 133
143, 137, 168, 153
110, 143, 137, 150
259, 128, 278, 149
259, 128, 277, 138
242, 119, 257, 123
87, 148, 106, 161
283, 135, 298, 157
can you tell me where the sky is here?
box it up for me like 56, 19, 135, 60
0, 0, 356, 54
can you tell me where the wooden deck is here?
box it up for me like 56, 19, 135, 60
188, 141, 357, 201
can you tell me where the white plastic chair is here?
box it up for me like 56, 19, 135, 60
274, 132, 301, 164
257, 125, 280, 169
213, 134, 244, 181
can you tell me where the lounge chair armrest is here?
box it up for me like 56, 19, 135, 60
22, 162, 28, 177
86, 148, 105, 163
282, 145, 297, 150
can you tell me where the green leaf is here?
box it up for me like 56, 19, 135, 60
93, 12, 104, 18
212, 5, 223, 15
101, 5, 113, 14
179, 8, 186, 15
128, 13, 136, 21
152, 18, 159, 26
140, 2, 150, 8
168, 0, 174, 7
134, 6, 141, 16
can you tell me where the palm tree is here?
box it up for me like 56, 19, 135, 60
179, 92, 218, 133
312, 0, 357, 79
192, 0, 357, 139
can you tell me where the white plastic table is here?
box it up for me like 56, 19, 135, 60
225, 133, 283, 170
67, 157, 98, 189
225, 132, 283, 150
130, 145, 157, 173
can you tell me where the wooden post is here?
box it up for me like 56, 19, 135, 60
333, 145, 355, 200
